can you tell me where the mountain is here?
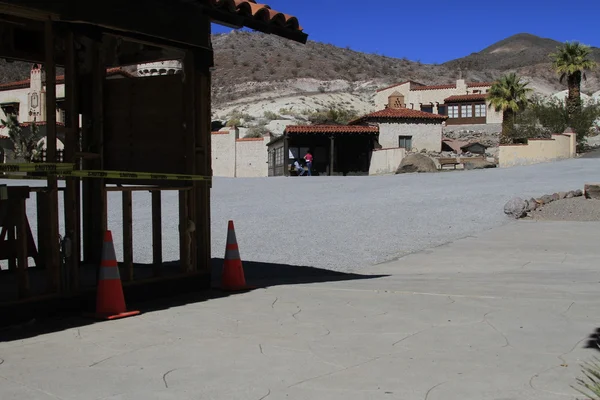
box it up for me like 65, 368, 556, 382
0, 33, 598, 129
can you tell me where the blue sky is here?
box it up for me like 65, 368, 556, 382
212, 0, 600, 64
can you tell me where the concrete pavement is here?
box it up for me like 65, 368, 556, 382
1, 220, 600, 399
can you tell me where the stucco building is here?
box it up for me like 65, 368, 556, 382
211, 127, 272, 177
374, 79, 502, 126
0, 64, 134, 160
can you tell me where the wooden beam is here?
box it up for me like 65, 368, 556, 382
15, 198, 30, 299
64, 30, 80, 292
329, 136, 335, 176
283, 135, 289, 177
183, 51, 197, 273
122, 190, 133, 282
151, 191, 162, 277
193, 53, 212, 275
82, 38, 107, 264
179, 190, 190, 273
45, 19, 60, 293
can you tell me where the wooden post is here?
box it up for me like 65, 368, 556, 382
122, 191, 133, 282
82, 39, 107, 265
179, 190, 190, 273
194, 52, 212, 275
283, 135, 289, 177
151, 191, 162, 277
183, 51, 197, 273
45, 20, 60, 293
15, 199, 30, 299
64, 30, 80, 292
35, 191, 48, 268
7, 226, 16, 271
329, 136, 335, 176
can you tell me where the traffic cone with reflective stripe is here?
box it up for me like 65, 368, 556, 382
94, 230, 140, 320
221, 220, 249, 291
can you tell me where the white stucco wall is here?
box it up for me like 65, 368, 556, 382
211, 129, 237, 177
485, 103, 503, 124
374, 82, 411, 109
378, 122, 443, 152
235, 138, 269, 178
499, 133, 576, 168
368, 147, 406, 175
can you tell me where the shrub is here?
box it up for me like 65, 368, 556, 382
307, 107, 359, 125
226, 118, 241, 127
574, 357, 600, 399
263, 111, 280, 120
245, 125, 268, 138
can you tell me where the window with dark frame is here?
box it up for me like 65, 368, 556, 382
461, 104, 473, 118
421, 105, 433, 114
448, 105, 459, 118
437, 105, 447, 116
398, 135, 412, 149
474, 103, 486, 118
1, 103, 19, 118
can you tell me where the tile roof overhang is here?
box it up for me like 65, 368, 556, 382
200, 0, 307, 43
284, 125, 379, 135
444, 94, 488, 103
349, 108, 447, 125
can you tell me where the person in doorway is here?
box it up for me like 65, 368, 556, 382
304, 151, 313, 176
293, 159, 305, 176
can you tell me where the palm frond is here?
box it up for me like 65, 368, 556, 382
573, 357, 600, 399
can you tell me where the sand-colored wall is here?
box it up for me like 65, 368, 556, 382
211, 127, 270, 177
369, 147, 406, 175
378, 121, 443, 152
211, 128, 237, 177
499, 133, 576, 168
235, 137, 269, 177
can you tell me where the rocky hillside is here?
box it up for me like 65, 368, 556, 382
1, 32, 598, 132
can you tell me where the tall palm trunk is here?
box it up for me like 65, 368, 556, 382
500, 109, 515, 145
566, 71, 582, 120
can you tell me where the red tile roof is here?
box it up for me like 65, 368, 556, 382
376, 80, 424, 93
285, 125, 379, 134
349, 108, 447, 124
205, 0, 306, 43
0, 68, 134, 92
411, 84, 456, 91
467, 82, 494, 88
444, 94, 488, 102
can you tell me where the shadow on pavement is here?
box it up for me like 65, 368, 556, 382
0, 260, 386, 342
210, 258, 387, 288
585, 327, 600, 351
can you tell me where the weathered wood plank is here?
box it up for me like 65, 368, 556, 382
45, 20, 60, 293
15, 199, 30, 299
151, 191, 162, 277
122, 191, 133, 282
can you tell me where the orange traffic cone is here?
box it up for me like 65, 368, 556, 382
93, 230, 140, 320
221, 220, 250, 291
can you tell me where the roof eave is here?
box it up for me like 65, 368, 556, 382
206, 9, 308, 44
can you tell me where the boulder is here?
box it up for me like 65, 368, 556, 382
557, 192, 568, 199
396, 154, 438, 174
566, 191, 575, 199
584, 184, 600, 200
574, 189, 584, 197
526, 198, 538, 212
463, 159, 497, 170
540, 194, 554, 204
504, 197, 528, 219
552, 193, 560, 201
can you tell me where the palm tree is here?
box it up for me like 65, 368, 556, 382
488, 73, 532, 144
550, 41, 597, 119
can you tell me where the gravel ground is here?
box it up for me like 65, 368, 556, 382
6, 156, 600, 272
529, 197, 600, 221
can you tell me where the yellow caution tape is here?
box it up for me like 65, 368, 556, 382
0, 163, 75, 173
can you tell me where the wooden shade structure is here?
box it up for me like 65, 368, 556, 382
0, 0, 306, 323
